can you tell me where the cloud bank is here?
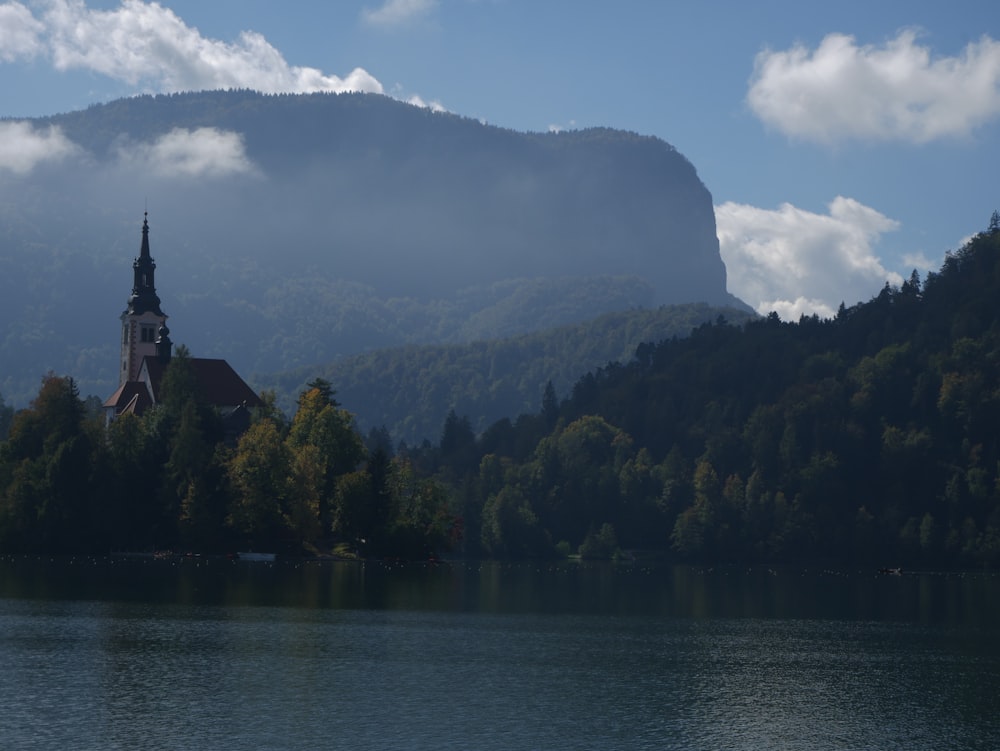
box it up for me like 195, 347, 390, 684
116, 127, 256, 178
406, 94, 446, 112
748, 30, 1000, 143
716, 197, 902, 319
0, 121, 79, 173
0, 0, 383, 95
0, 120, 255, 178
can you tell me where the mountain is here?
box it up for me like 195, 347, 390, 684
0, 90, 748, 405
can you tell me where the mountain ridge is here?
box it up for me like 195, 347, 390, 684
0, 90, 748, 405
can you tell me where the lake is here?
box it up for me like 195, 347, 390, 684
1, 557, 998, 750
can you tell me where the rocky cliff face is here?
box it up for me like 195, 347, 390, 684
1, 91, 745, 404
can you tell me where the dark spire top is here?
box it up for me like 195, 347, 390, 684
127, 212, 164, 316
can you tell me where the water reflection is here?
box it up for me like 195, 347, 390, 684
1, 557, 998, 625
2, 558, 999, 749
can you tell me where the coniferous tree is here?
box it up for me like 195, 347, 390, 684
0, 375, 96, 552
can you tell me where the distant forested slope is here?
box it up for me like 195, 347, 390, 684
258, 302, 757, 444
404, 215, 1000, 567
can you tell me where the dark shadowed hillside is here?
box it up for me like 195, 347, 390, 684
259, 303, 757, 445
0, 90, 747, 405
402, 216, 1000, 565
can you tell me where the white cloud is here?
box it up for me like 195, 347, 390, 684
716, 196, 902, 319
548, 120, 577, 134
362, 0, 438, 27
0, 121, 78, 173
117, 127, 256, 178
900, 251, 939, 275
0, 2, 44, 61
407, 94, 446, 113
748, 30, 1000, 143
8, 0, 383, 95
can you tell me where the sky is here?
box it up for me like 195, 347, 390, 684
1, 0, 998, 318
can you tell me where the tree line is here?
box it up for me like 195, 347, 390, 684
0, 365, 457, 558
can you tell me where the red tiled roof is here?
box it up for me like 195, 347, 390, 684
103, 380, 154, 415
189, 358, 264, 409
141, 356, 263, 409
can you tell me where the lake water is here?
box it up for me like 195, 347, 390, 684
1, 557, 998, 750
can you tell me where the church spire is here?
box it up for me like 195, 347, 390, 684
127, 212, 164, 316
118, 212, 168, 386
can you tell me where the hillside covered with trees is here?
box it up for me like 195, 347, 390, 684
411, 215, 1000, 566
1, 216, 998, 567
260, 302, 756, 444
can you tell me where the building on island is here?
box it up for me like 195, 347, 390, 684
103, 213, 263, 434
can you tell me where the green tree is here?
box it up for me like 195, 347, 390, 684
919, 512, 939, 558
286, 386, 365, 539
384, 458, 458, 558
439, 409, 476, 476
305, 377, 339, 407
540, 415, 632, 547
332, 469, 376, 550
670, 507, 705, 558
98, 411, 161, 550
481, 485, 549, 558
579, 522, 618, 559
226, 418, 290, 549
178, 446, 231, 552
0, 375, 96, 552
285, 443, 325, 546
160, 400, 211, 546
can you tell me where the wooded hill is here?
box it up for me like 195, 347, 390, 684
407, 214, 1000, 567
259, 302, 756, 445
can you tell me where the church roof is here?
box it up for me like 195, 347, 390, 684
102, 380, 154, 414
141, 357, 264, 409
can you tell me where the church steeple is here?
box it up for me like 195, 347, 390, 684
119, 213, 168, 385
127, 212, 163, 316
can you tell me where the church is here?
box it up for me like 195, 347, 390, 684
103, 214, 263, 432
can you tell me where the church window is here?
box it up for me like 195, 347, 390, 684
140, 324, 156, 343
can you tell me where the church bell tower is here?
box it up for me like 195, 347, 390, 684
119, 213, 167, 385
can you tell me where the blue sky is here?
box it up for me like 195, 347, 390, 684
1, 0, 998, 317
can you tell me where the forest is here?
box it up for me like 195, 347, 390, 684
1, 215, 999, 567
260, 301, 756, 444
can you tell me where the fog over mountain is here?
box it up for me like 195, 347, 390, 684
0, 90, 748, 406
